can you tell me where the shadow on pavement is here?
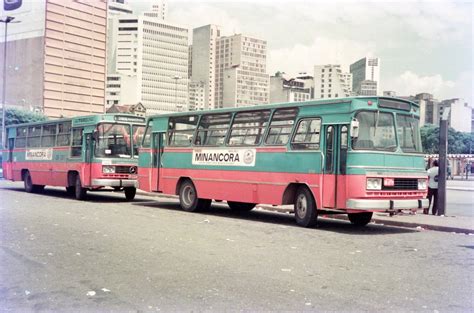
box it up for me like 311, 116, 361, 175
135, 200, 417, 236
0, 186, 150, 203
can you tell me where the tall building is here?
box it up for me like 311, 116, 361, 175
1, 0, 107, 118
105, 8, 189, 114
296, 73, 315, 99
270, 73, 311, 103
350, 57, 380, 96
314, 64, 352, 99
190, 25, 220, 110
143, 0, 167, 20
190, 25, 269, 110
439, 98, 472, 133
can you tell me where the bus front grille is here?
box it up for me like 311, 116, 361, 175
383, 178, 418, 190
115, 166, 138, 174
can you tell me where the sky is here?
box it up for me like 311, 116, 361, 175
130, 0, 473, 103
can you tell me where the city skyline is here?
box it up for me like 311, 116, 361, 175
130, 0, 472, 104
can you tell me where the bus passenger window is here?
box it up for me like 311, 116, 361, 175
291, 118, 321, 150
15, 127, 27, 148
228, 110, 270, 146
265, 108, 298, 146
57, 122, 72, 146
168, 115, 198, 147
196, 113, 231, 146
71, 128, 83, 157
41, 124, 57, 147
27, 126, 41, 148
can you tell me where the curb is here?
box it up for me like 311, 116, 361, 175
137, 191, 474, 234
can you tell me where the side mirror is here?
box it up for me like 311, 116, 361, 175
350, 118, 359, 138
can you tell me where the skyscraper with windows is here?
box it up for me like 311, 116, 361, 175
105, 2, 188, 114
350, 57, 380, 96
189, 25, 269, 110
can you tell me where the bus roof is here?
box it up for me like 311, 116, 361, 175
6, 113, 145, 129
146, 96, 419, 120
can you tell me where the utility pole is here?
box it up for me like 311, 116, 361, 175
1, 16, 18, 149
172, 75, 182, 112
437, 107, 450, 216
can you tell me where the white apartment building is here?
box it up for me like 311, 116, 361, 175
106, 11, 189, 114
439, 98, 472, 132
350, 57, 380, 96
190, 25, 269, 110
314, 65, 352, 99
217, 34, 269, 108
270, 74, 311, 103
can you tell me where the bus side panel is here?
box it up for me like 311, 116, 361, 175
137, 148, 154, 192
336, 175, 347, 209
161, 168, 322, 206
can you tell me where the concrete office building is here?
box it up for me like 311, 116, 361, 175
270, 73, 311, 103
439, 98, 472, 133
105, 8, 189, 114
1, 0, 107, 118
190, 25, 269, 109
314, 64, 352, 99
350, 57, 380, 96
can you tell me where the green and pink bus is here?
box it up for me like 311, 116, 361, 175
138, 97, 428, 227
2, 114, 145, 200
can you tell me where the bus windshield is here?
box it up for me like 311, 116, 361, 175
396, 114, 422, 153
95, 123, 132, 158
352, 111, 397, 152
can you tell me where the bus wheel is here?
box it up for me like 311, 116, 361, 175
179, 180, 208, 212
348, 212, 373, 226
75, 175, 87, 200
24, 172, 44, 193
228, 201, 256, 212
124, 187, 136, 201
294, 186, 318, 227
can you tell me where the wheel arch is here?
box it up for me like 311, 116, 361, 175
282, 183, 317, 208
175, 176, 193, 195
21, 169, 29, 181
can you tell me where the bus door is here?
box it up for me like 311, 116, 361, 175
83, 132, 93, 186
152, 132, 165, 192
322, 125, 349, 209
6, 137, 14, 179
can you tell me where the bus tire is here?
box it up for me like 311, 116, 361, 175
179, 180, 208, 212
228, 201, 256, 212
23, 171, 44, 193
348, 212, 373, 226
75, 175, 87, 200
124, 187, 136, 201
294, 186, 318, 227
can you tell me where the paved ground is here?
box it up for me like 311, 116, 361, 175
0, 182, 473, 312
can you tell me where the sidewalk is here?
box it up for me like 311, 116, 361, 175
139, 191, 474, 234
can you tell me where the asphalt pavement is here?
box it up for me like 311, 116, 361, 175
0, 182, 473, 312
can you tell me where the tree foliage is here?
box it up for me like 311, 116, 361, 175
2, 107, 47, 126
421, 124, 473, 154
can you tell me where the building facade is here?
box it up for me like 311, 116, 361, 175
439, 98, 472, 133
350, 57, 380, 96
1, 0, 107, 118
105, 8, 189, 114
270, 73, 311, 103
190, 25, 269, 110
314, 64, 352, 99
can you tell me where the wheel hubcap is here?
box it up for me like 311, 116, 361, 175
296, 194, 307, 218
182, 185, 195, 207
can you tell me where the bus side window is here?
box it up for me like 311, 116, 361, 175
27, 126, 41, 148
291, 118, 321, 150
41, 124, 57, 147
196, 113, 231, 146
57, 122, 71, 146
15, 127, 27, 148
142, 122, 153, 148
264, 108, 298, 146
228, 110, 270, 146
168, 115, 198, 147
71, 128, 83, 157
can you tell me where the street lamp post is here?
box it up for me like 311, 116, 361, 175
172, 75, 182, 112
1, 16, 18, 148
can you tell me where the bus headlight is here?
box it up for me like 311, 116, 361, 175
366, 178, 382, 190
418, 179, 427, 190
102, 165, 116, 174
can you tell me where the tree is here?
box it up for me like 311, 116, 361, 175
3, 107, 47, 126
421, 124, 474, 154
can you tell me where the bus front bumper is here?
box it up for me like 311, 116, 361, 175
346, 198, 429, 211
91, 179, 138, 188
